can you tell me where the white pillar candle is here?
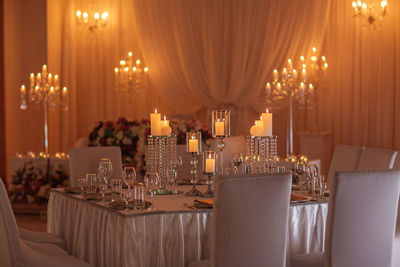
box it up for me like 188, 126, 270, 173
205, 157, 216, 173
188, 138, 199, 153
261, 109, 273, 136
215, 121, 225, 136
150, 109, 161, 136
160, 116, 171, 136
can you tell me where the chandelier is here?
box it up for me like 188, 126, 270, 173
114, 51, 149, 94
352, 0, 388, 26
75, 10, 109, 32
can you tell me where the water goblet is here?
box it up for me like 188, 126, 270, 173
86, 173, 97, 195
123, 167, 136, 190
99, 159, 113, 187
231, 153, 243, 174
78, 178, 87, 196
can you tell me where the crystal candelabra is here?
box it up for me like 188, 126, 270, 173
19, 65, 68, 154
212, 109, 231, 175
352, 0, 387, 26
75, 10, 109, 32
297, 47, 328, 130
265, 58, 311, 159
114, 51, 149, 95
186, 131, 202, 196
202, 151, 217, 198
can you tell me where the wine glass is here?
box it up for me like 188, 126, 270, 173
169, 156, 182, 185
96, 167, 108, 201
78, 178, 86, 196
231, 153, 243, 174
123, 167, 137, 190
144, 172, 160, 209
99, 159, 113, 187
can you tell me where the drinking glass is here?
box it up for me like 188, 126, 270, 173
318, 175, 327, 199
133, 184, 145, 209
144, 172, 160, 208
123, 167, 137, 190
96, 167, 108, 200
99, 159, 113, 187
78, 178, 86, 196
86, 173, 97, 194
111, 178, 123, 202
169, 156, 182, 186
231, 153, 243, 174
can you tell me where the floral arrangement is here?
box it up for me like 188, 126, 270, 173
8, 161, 69, 205
88, 117, 213, 175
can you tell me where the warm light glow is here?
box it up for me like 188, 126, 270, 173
302, 64, 306, 69
42, 64, 47, 70
101, 12, 108, 20
136, 59, 141, 65
293, 69, 297, 74
144, 67, 149, 72
381, 0, 387, 8
300, 56, 305, 61
94, 13, 100, 20
124, 67, 129, 72
322, 56, 326, 61
352, 1, 357, 8
362, 3, 367, 9
277, 82, 281, 88
311, 56, 317, 61
266, 82, 271, 87
30, 73, 34, 78
324, 63, 328, 68
114, 67, 119, 73
62, 87, 67, 93
83, 12, 88, 18
132, 67, 137, 72
155, 108, 157, 113
76, 10, 82, 17
312, 47, 317, 53
283, 67, 287, 73
273, 69, 278, 73
266, 108, 269, 113
128, 51, 133, 57
357, 1, 362, 6
20, 85, 26, 92
120, 60, 126, 65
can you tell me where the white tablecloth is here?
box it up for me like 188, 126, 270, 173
47, 186, 327, 267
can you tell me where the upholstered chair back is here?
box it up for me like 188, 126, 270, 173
211, 173, 292, 267
69, 147, 123, 187
358, 147, 398, 170
327, 145, 364, 188
325, 170, 400, 267
0, 179, 21, 267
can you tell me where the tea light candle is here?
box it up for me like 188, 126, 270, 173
205, 155, 216, 173
261, 109, 273, 136
215, 121, 225, 136
188, 137, 199, 153
150, 109, 161, 136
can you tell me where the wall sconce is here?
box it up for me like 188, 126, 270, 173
76, 10, 109, 32
352, 0, 387, 26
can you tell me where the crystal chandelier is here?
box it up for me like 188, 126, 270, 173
75, 10, 109, 32
19, 65, 68, 154
352, 0, 388, 26
114, 51, 149, 94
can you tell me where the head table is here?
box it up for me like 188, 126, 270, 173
47, 185, 327, 267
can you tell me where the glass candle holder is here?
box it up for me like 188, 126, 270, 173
202, 151, 217, 198
185, 131, 203, 196
186, 131, 202, 155
212, 109, 231, 138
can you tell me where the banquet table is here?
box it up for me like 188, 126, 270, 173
47, 185, 328, 267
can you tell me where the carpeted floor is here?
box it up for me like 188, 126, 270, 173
15, 213, 47, 232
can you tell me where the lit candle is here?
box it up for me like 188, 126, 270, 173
62, 87, 68, 95
302, 69, 307, 81
215, 120, 225, 136
265, 82, 271, 96
20, 85, 26, 94
47, 73, 53, 83
288, 58, 293, 70
36, 73, 42, 84
308, 83, 314, 95
273, 69, 278, 82
49, 86, 55, 96
188, 136, 199, 153
101, 12, 108, 21
300, 56, 305, 62
114, 68, 119, 81
261, 109, 273, 136
136, 59, 141, 65
76, 10, 82, 20
83, 12, 88, 23
30, 73, 35, 87
94, 12, 100, 21
160, 116, 172, 136
205, 155, 216, 173
293, 69, 298, 79
282, 68, 288, 80
150, 108, 161, 136
120, 60, 126, 66
144, 67, 149, 72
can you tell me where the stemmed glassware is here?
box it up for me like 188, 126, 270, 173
96, 167, 108, 201
231, 153, 243, 174
144, 172, 160, 209
78, 178, 86, 196
123, 167, 137, 190
168, 156, 182, 186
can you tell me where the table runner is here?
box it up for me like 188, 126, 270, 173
47, 186, 327, 267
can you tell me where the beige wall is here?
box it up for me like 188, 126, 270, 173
4, 0, 47, 181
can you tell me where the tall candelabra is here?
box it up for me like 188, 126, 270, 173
352, 0, 387, 26
266, 59, 310, 159
212, 109, 231, 175
75, 10, 109, 32
114, 51, 149, 94
19, 65, 68, 154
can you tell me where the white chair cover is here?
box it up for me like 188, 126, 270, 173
0, 179, 92, 267
293, 169, 400, 267
19, 228, 66, 250
69, 146, 123, 187
358, 147, 398, 170
327, 145, 364, 189
210, 173, 292, 267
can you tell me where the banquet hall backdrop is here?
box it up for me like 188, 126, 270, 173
2, 0, 400, 179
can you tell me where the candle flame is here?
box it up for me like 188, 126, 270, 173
164, 115, 166, 120
76, 10, 82, 17
209, 154, 212, 159
312, 47, 317, 53
155, 108, 157, 113
101, 12, 108, 20
266, 108, 269, 113
114, 67, 119, 73
260, 115, 262, 120
30, 73, 34, 77
128, 51, 133, 57
136, 59, 141, 65
300, 56, 305, 61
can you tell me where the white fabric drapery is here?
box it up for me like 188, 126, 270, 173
132, 0, 330, 135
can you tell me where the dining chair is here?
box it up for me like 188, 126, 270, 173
292, 169, 400, 267
327, 145, 364, 189
358, 147, 398, 170
69, 146, 123, 187
0, 179, 92, 267
189, 173, 292, 267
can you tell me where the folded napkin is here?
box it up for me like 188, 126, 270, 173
193, 199, 214, 208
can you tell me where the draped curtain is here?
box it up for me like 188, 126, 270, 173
322, 0, 400, 150
132, 0, 330, 137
